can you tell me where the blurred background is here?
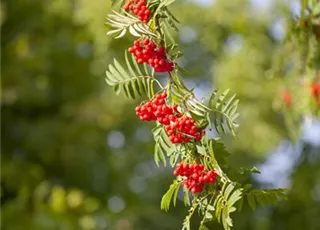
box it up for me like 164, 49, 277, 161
1, 0, 320, 229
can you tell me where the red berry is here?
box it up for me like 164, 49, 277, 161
158, 47, 165, 53
124, 0, 150, 23
134, 40, 140, 47
311, 82, 320, 98
129, 38, 174, 72
192, 173, 198, 180
282, 89, 292, 108
173, 162, 217, 193
124, 4, 130, 11
158, 98, 165, 105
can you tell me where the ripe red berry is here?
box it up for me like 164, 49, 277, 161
128, 47, 136, 53
282, 89, 292, 108
144, 9, 150, 15
124, 4, 130, 10
165, 115, 204, 144
311, 81, 320, 98
128, 38, 174, 72
123, 0, 151, 23
173, 162, 218, 194
192, 173, 198, 180
135, 96, 202, 144
135, 92, 176, 125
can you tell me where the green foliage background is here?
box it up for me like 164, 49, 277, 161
1, 0, 320, 229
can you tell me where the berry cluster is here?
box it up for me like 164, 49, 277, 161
282, 89, 292, 108
124, 0, 151, 23
129, 39, 174, 72
173, 163, 217, 193
135, 92, 173, 125
311, 81, 320, 98
165, 116, 204, 144
283, 81, 320, 108
135, 93, 204, 143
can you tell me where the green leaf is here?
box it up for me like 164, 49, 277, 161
244, 188, 288, 210
152, 125, 176, 166
213, 181, 243, 230
249, 167, 261, 174
106, 11, 157, 39
159, 0, 176, 7
247, 194, 256, 210
169, 153, 179, 167
207, 204, 215, 211
162, 20, 176, 45
205, 211, 213, 219
176, 65, 194, 76
199, 223, 210, 230
168, 74, 212, 120
243, 184, 252, 192
111, 0, 126, 8
173, 181, 180, 207
154, 0, 178, 19
210, 139, 230, 171
182, 199, 198, 230
162, 8, 179, 33
105, 52, 161, 99
227, 167, 261, 181
196, 143, 208, 156
228, 189, 242, 207
209, 89, 240, 136
183, 187, 190, 206
236, 197, 244, 212
168, 76, 239, 137
160, 181, 181, 211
